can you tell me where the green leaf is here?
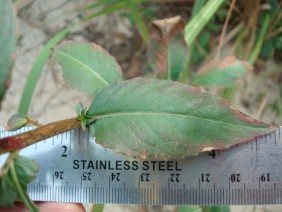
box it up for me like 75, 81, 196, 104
201, 206, 230, 212
0, 156, 38, 211
147, 16, 188, 80
0, 0, 16, 101
192, 56, 252, 88
87, 78, 275, 159
6, 114, 28, 131
177, 206, 202, 212
0, 173, 17, 207
91, 204, 105, 212
53, 41, 123, 96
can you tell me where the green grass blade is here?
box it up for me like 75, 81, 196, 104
80, 0, 148, 42
192, 0, 207, 16
185, 0, 225, 46
18, 28, 70, 115
0, 0, 16, 101
77, 0, 120, 12
248, 14, 270, 65
126, 0, 149, 43
82, 2, 127, 22
179, 0, 206, 82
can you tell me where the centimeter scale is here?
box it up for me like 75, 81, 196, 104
1, 126, 282, 205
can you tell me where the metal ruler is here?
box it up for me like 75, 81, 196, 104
1, 126, 282, 205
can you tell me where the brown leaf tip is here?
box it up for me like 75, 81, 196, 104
150, 16, 184, 39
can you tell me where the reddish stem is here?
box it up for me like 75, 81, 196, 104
0, 117, 81, 154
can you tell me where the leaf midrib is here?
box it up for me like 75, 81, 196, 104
92, 111, 263, 129
56, 50, 109, 86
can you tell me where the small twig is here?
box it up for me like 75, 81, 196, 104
0, 117, 81, 155
216, 0, 237, 59
256, 95, 268, 120
266, 27, 282, 40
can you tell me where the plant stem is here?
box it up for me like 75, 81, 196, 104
10, 160, 39, 212
0, 151, 18, 177
0, 117, 80, 155
167, 46, 171, 80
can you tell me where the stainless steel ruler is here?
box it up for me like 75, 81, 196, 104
1, 126, 282, 205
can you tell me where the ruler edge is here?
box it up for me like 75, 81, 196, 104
0, 126, 282, 205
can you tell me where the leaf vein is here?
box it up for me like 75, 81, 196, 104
93, 111, 261, 129
56, 50, 109, 86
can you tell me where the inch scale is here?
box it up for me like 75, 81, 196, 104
0, 127, 282, 205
